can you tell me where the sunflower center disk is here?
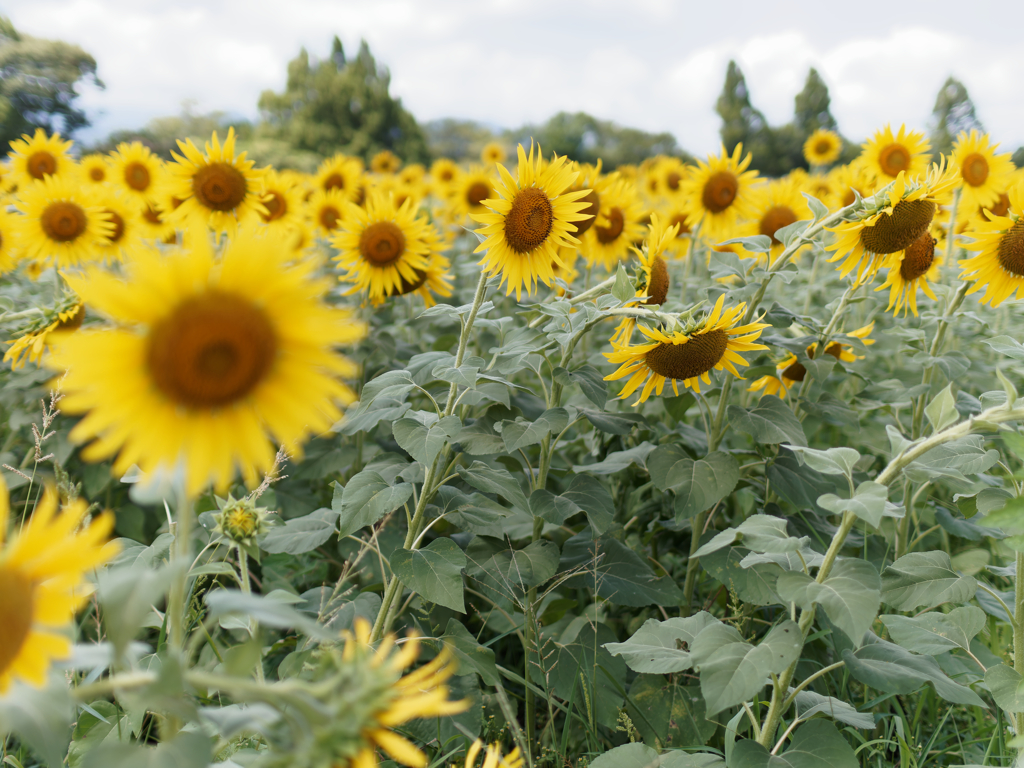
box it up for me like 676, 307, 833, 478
702, 172, 738, 214
574, 189, 600, 236
0, 566, 37, 677
824, 343, 844, 360
125, 162, 151, 191
398, 269, 429, 295
89, 167, 105, 181
900, 231, 937, 281
41, 201, 87, 243
859, 199, 936, 255
595, 207, 625, 244
27, 151, 57, 180
878, 143, 911, 177
466, 182, 491, 208
192, 163, 247, 212
105, 210, 126, 244
644, 329, 729, 381
324, 173, 345, 191
147, 292, 278, 409
815, 140, 832, 155
997, 220, 1024, 277
261, 192, 286, 222
989, 194, 1011, 218
644, 257, 670, 305
666, 171, 682, 191
782, 361, 807, 382
759, 205, 798, 245
360, 221, 407, 266
58, 305, 86, 331
962, 153, 990, 187
143, 205, 163, 225
504, 187, 553, 254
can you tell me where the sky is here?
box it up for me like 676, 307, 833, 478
6, 0, 1024, 155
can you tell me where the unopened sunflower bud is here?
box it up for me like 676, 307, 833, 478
214, 496, 271, 546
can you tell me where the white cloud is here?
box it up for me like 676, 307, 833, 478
7, 0, 1024, 157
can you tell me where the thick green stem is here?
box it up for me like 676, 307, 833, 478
237, 544, 265, 684
681, 511, 707, 615
910, 280, 970, 438
168, 491, 193, 653
1015, 550, 1024, 739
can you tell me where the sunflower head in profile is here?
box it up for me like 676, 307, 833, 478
609, 213, 679, 345
4, 294, 85, 370
951, 129, 1015, 213
48, 226, 365, 496
165, 127, 267, 234
389, 224, 454, 308
859, 124, 930, 185
604, 294, 769, 403
748, 322, 874, 398
742, 177, 811, 265
79, 154, 111, 186
803, 129, 843, 167
14, 175, 114, 269
314, 153, 363, 201
875, 230, 942, 316
581, 174, 646, 271
108, 141, 164, 204
481, 141, 506, 165
680, 144, 759, 242
958, 183, 1024, 307
7, 129, 75, 187
471, 144, 594, 300
371, 149, 402, 175
827, 161, 958, 284
0, 480, 118, 692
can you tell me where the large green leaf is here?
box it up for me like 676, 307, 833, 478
881, 551, 977, 610
392, 415, 462, 464
604, 612, 720, 673
561, 532, 684, 606
730, 720, 858, 768
458, 461, 529, 511
985, 664, 1024, 713
336, 471, 413, 538
728, 395, 807, 446
579, 407, 649, 435
689, 620, 802, 716
260, 508, 338, 555
786, 445, 861, 477
442, 619, 500, 686
694, 515, 808, 558
647, 446, 740, 520
626, 677, 716, 749
573, 441, 655, 474
700, 544, 781, 606
530, 474, 614, 533
554, 364, 608, 407
500, 408, 569, 451
816, 481, 889, 527
391, 538, 467, 612
776, 558, 880, 645
880, 605, 986, 656
550, 623, 628, 729
792, 690, 875, 729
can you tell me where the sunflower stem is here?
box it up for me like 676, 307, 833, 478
236, 543, 266, 684
910, 279, 970, 439
1014, 549, 1024, 741
168, 489, 193, 654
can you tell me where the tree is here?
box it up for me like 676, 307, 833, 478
793, 68, 837, 134
716, 61, 771, 162
0, 16, 102, 151
423, 118, 498, 162
929, 76, 983, 158
1014, 147, 1024, 169
257, 38, 429, 164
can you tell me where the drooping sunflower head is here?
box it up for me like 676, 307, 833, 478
165, 127, 268, 234
803, 129, 843, 167
4, 293, 85, 370
370, 149, 401, 175
108, 141, 164, 203
13, 175, 114, 269
951, 129, 1015, 212
481, 141, 506, 165
860, 124, 931, 184
581, 174, 647, 271
0, 480, 118, 692
959, 183, 1024, 307
7, 129, 75, 187
875, 229, 942, 316
680, 144, 759, 241
637, 212, 679, 306
471, 143, 594, 299
49, 226, 366, 496
604, 294, 769, 403
79, 154, 111, 186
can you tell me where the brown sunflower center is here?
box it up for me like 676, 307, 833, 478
41, 201, 87, 243
961, 152, 989, 188
104, 210, 126, 244
147, 292, 277, 409
89, 167, 105, 182
123, 161, 149, 191
439, 169, 454, 182
702, 172, 738, 214
996, 220, 1024, 277
0, 232, 4, 250
670, 213, 692, 236
27, 151, 57, 180
782, 361, 807, 382
644, 256, 670, 305
815, 139, 833, 155
504, 187, 553, 254
644, 329, 729, 380
143, 205, 163, 225
859, 199, 936, 255
466, 182, 491, 209
398, 268, 429, 295
878, 143, 911, 177
824, 343, 844, 360
58, 305, 86, 330
323, 173, 345, 191
359, 221, 406, 266
989, 193, 1011, 218
574, 189, 600, 236
319, 205, 342, 232
759, 205, 798, 245
595, 207, 625, 244
900, 231, 937, 281
192, 162, 247, 212
261, 192, 287, 222
0, 566, 35, 678
666, 171, 682, 191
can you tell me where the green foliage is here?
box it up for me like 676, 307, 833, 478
929, 76, 984, 158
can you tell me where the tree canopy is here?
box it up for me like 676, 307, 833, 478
0, 16, 102, 151
929, 76, 983, 157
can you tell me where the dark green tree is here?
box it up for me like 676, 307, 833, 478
1014, 147, 1024, 169
793, 68, 836, 134
0, 16, 102, 151
423, 118, 497, 162
716, 60, 770, 160
929, 76, 983, 158
257, 38, 429, 164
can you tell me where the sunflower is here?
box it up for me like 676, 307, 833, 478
658, 157, 689, 201
796, 169, 835, 208
609, 213, 679, 345
450, 166, 497, 221
471, 144, 593, 299
958, 184, 1024, 307
461, 742, 524, 768
332, 191, 434, 303
389, 225, 453, 308
803, 129, 843, 167
950, 130, 1015, 213
481, 142, 506, 165
79, 154, 111, 186
556, 161, 603, 263
680, 144, 759, 242
0, 208, 21, 273
748, 323, 874, 398
0, 480, 118, 692
875, 230, 942, 316
4, 297, 85, 370
165, 128, 267, 234
108, 141, 164, 206
742, 177, 811, 265
137, 200, 177, 243
371, 150, 401, 174
314, 154, 363, 202
307, 188, 349, 236
7, 129, 75, 187
14, 175, 114, 269
604, 295, 769, 403
828, 162, 874, 209
826, 162, 958, 284
48, 226, 365, 496
91, 187, 145, 262
429, 158, 461, 198
258, 169, 306, 236
581, 175, 646, 271
860, 124, 931, 185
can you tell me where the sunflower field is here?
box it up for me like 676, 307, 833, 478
3, 118, 1024, 768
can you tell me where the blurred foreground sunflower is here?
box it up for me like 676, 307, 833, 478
459, 742, 524, 768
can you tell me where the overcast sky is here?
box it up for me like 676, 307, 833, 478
7, 0, 1024, 156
